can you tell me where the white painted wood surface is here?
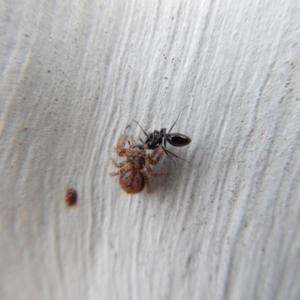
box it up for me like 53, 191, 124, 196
1, 0, 300, 299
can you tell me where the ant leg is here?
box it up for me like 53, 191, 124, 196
162, 147, 177, 165
162, 146, 192, 166
162, 128, 168, 148
168, 105, 189, 134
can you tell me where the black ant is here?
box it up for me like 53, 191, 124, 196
133, 105, 192, 165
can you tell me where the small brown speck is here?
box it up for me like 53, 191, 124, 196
65, 189, 77, 207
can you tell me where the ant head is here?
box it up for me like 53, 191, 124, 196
147, 140, 159, 149
145, 131, 163, 149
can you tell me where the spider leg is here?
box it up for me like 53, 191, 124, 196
147, 147, 164, 165
110, 163, 133, 177
111, 160, 127, 169
116, 135, 128, 157
146, 166, 166, 177
140, 169, 151, 191
110, 171, 121, 176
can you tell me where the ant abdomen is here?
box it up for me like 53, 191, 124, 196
167, 133, 192, 147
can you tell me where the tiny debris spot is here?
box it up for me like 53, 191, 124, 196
65, 188, 77, 207
186, 254, 193, 268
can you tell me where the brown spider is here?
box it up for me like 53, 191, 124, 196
110, 135, 165, 194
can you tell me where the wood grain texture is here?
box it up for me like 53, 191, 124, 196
1, 0, 300, 299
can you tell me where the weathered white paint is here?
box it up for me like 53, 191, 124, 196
1, 0, 300, 299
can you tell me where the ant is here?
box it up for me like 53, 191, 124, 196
133, 105, 192, 165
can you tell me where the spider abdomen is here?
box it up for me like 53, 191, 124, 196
119, 169, 145, 194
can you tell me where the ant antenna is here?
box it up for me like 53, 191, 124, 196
133, 119, 149, 139
168, 105, 189, 134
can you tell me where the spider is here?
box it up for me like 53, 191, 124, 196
110, 135, 165, 194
